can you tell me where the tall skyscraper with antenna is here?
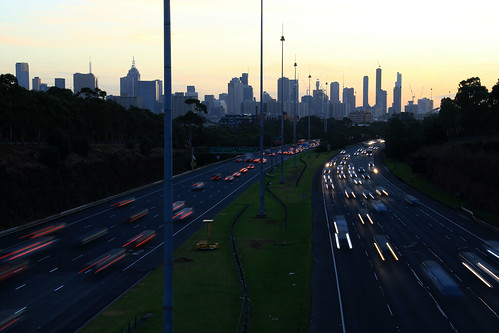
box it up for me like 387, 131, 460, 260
120, 57, 141, 97
363, 75, 369, 108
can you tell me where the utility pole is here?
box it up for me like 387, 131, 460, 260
280, 28, 285, 184
163, 1, 173, 332
293, 58, 297, 168
308, 74, 311, 157
258, 0, 265, 218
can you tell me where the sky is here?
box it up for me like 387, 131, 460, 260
1, 0, 499, 109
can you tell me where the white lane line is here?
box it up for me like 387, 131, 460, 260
428, 248, 444, 263
38, 255, 50, 262
15, 307, 27, 314
83, 225, 92, 229
387, 304, 393, 316
72, 254, 83, 261
444, 235, 451, 240
109, 214, 116, 218
16, 284, 26, 290
365, 250, 369, 257
50, 267, 58, 273
107, 237, 116, 243
133, 224, 140, 229
150, 206, 156, 210
459, 236, 467, 242
158, 224, 164, 229
153, 214, 159, 218
373, 272, 378, 281
477, 295, 499, 319
54, 285, 64, 292
109, 224, 117, 230
454, 274, 462, 282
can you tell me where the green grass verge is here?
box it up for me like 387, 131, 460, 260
80, 151, 333, 333
383, 154, 499, 228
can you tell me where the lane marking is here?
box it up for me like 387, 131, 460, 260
72, 255, 83, 261
16, 284, 26, 290
50, 267, 58, 273
54, 285, 64, 292
107, 237, 116, 243
38, 255, 50, 262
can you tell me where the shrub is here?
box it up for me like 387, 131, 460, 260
39, 146, 61, 168
71, 136, 91, 156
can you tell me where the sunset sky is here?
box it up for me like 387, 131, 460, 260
2, 0, 499, 108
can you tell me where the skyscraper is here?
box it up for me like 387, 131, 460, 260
55, 78, 65, 89
137, 80, 159, 113
392, 72, 402, 113
277, 77, 290, 103
227, 77, 243, 114
375, 67, 382, 107
15, 62, 29, 90
343, 87, 356, 115
363, 76, 369, 108
330, 82, 340, 103
120, 58, 140, 97
32, 77, 41, 91
74, 73, 98, 94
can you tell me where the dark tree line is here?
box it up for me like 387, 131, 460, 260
384, 77, 499, 161
0, 74, 163, 148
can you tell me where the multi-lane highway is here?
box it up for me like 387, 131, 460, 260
0, 152, 289, 332
311, 143, 499, 333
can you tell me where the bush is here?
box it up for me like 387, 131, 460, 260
46, 128, 70, 160
39, 146, 61, 168
140, 138, 153, 156
71, 136, 91, 156
125, 139, 136, 149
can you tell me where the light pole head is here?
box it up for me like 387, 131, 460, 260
280, 35, 285, 42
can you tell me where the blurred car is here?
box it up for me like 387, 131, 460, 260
240, 167, 248, 173
0, 308, 26, 331
324, 181, 334, 190
247, 164, 255, 169
459, 252, 499, 288
372, 200, 387, 213
123, 230, 156, 249
373, 234, 399, 261
123, 209, 149, 223
172, 207, 194, 222
332, 215, 352, 249
0, 260, 30, 282
375, 186, 389, 196
368, 162, 375, 171
361, 190, 375, 200
235, 158, 242, 162
172, 201, 185, 212
77, 228, 108, 245
79, 248, 127, 274
357, 167, 366, 174
338, 172, 346, 179
110, 197, 135, 207
357, 208, 374, 225
361, 174, 371, 181
404, 195, 420, 205
344, 188, 356, 199
353, 177, 363, 185
340, 150, 346, 154
225, 175, 234, 182
20, 223, 66, 240
210, 173, 222, 181
233, 171, 241, 177
484, 240, 499, 265
421, 260, 463, 298
191, 182, 205, 190
1, 236, 57, 262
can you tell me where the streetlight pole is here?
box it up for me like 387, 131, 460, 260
280, 30, 285, 184
258, 0, 265, 217
308, 74, 311, 157
163, 1, 173, 332
293, 58, 297, 168
325, 82, 328, 134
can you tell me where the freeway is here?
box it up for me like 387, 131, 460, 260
0, 149, 298, 332
311, 143, 499, 333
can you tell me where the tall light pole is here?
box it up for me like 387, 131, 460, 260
308, 74, 311, 157
324, 82, 328, 133
163, 1, 173, 332
293, 58, 297, 168
280, 29, 285, 184
258, 0, 265, 218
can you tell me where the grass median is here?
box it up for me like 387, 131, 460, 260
81, 151, 332, 332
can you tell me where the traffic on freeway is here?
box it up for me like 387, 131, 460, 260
0, 142, 315, 332
313, 141, 499, 333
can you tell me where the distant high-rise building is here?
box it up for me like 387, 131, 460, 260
363, 76, 369, 108
137, 80, 160, 113
240, 73, 248, 86
74, 73, 98, 94
32, 77, 41, 91
290, 79, 299, 102
186, 85, 198, 99
391, 72, 402, 114
15, 62, 29, 90
417, 98, 433, 114
330, 81, 340, 103
375, 67, 382, 107
227, 77, 243, 114
120, 58, 140, 97
54, 78, 65, 89
343, 87, 356, 115
277, 77, 290, 103
39, 83, 49, 92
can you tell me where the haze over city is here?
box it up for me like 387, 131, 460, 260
2, 0, 499, 107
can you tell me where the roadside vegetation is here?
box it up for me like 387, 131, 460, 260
81, 151, 332, 332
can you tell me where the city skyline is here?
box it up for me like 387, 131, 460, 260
2, 0, 499, 108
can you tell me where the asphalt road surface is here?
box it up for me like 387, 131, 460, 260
311, 144, 499, 333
